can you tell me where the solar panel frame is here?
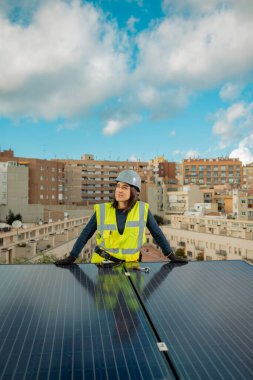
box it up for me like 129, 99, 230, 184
127, 260, 253, 380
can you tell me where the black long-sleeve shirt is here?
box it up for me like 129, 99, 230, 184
70, 209, 171, 258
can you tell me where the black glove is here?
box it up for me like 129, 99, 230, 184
166, 250, 188, 264
54, 255, 76, 266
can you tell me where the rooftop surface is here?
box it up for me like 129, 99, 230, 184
0, 261, 252, 379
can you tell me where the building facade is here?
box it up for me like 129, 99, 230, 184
162, 214, 253, 261
0, 150, 64, 205
233, 189, 253, 220
245, 162, 253, 190
182, 157, 243, 188
57, 155, 153, 205
0, 161, 44, 222
164, 184, 204, 219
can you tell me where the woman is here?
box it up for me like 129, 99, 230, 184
55, 170, 187, 266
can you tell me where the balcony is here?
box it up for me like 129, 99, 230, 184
195, 246, 205, 251
216, 249, 227, 256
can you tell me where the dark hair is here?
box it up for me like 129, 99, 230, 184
112, 186, 139, 212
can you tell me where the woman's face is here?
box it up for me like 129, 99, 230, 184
115, 182, 131, 203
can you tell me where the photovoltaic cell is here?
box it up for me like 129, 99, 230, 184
0, 264, 175, 380
127, 260, 253, 380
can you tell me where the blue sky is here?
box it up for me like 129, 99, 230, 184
1, 0, 253, 163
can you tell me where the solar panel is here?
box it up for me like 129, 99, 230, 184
0, 264, 176, 380
127, 261, 253, 380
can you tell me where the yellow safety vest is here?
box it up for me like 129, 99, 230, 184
95, 265, 142, 312
91, 201, 149, 263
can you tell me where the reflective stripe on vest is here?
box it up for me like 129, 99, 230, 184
94, 201, 148, 257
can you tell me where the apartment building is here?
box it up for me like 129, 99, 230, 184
149, 156, 180, 184
149, 156, 167, 178
245, 162, 253, 190
0, 150, 64, 205
158, 161, 177, 181
202, 188, 233, 214
164, 184, 204, 219
162, 214, 253, 261
233, 189, 253, 220
0, 161, 44, 222
182, 157, 243, 188
56, 154, 153, 205
0, 161, 28, 206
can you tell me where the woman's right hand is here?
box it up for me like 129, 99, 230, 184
54, 255, 76, 266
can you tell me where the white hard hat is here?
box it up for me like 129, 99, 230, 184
115, 170, 141, 191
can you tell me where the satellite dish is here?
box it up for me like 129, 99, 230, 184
12, 220, 22, 229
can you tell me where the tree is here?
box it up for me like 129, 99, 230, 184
6, 210, 23, 225
196, 252, 204, 261
175, 248, 186, 257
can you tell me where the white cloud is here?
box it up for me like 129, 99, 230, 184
103, 119, 125, 136
0, 0, 253, 138
126, 16, 139, 33
128, 154, 138, 161
162, 0, 253, 17
0, 1, 129, 119
229, 146, 253, 164
136, 6, 253, 90
212, 102, 253, 147
162, 0, 224, 15
172, 149, 183, 156
219, 82, 243, 102
102, 112, 141, 135
56, 121, 79, 132
170, 130, 176, 136
185, 149, 200, 158
136, 84, 189, 120
229, 134, 253, 164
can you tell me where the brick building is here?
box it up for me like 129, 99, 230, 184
56, 154, 153, 205
0, 150, 64, 205
182, 157, 243, 188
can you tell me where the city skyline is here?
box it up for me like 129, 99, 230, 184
1, 0, 253, 164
